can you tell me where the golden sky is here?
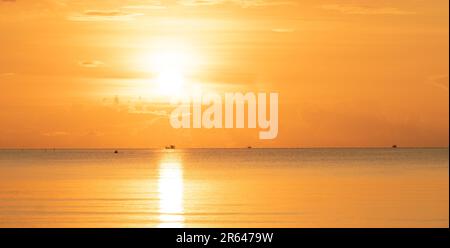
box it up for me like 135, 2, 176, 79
0, 0, 448, 148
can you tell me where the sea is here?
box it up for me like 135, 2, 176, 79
0, 148, 448, 227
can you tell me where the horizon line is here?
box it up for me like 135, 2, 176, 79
0, 146, 448, 150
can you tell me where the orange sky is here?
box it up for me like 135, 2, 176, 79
0, 0, 448, 148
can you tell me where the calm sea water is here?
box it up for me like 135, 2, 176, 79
0, 148, 448, 227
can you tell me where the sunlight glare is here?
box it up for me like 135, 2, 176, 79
140, 39, 201, 99
158, 161, 184, 228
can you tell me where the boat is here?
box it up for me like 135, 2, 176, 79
165, 145, 176, 150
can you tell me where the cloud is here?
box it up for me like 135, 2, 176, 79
68, 10, 144, 22
122, 4, 166, 10
179, 0, 224, 6
129, 109, 169, 116
84, 130, 104, 137
83, 10, 132, 16
0, 72, 15, 77
101, 95, 173, 117
42, 131, 69, 137
0, 1, 68, 20
237, 0, 295, 8
320, 4, 415, 15
78, 60, 104, 68
179, 0, 295, 8
272, 28, 295, 33
427, 74, 449, 91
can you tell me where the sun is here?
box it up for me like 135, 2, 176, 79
138, 39, 201, 100
152, 50, 188, 97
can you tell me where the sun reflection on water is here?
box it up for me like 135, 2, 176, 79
157, 153, 184, 228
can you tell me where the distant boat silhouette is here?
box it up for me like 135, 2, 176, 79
165, 145, 176, 150
392, 145, 398, 148
247, 146, 252, 149
114, 150, 119, 154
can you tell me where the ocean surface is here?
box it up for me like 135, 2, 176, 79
0, 148, 448, 227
